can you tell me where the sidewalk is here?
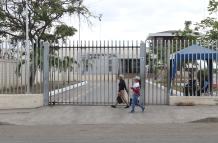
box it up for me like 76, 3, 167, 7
0, 105, 218, 125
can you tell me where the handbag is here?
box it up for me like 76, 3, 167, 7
117, 96, 123, 104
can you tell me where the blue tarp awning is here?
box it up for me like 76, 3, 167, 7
170, 45, 218, 80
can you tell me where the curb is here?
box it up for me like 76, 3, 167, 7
49, 81, 88, 96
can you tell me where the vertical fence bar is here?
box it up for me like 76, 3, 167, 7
127, 41, 130, 103
155, 40, 159, 104
43, 42, 49, 106
131, 41, 134, 100
12, 46, 15, 93
92, 41, 95, 104
79, 41, 82, 104
76, 41, 79, 104
20, 43, 23, 94
68, 41, 71, 103
178, 40, 182, 96
40, 41, 43, 94
73, 41, 76, 103
107, 41, 110, 105
111, 41, 114, 104
170, 40, 173, 97
5, 40, 9, 93
159, 40, 162, 101
215, 40, 218, 96
147, 41, 151, 105
211, 41, 214, 96
84, 41, 87, 105
152, 40, 155, 104
15, 43, 19, 94
54, 44, 57, 102
103, 41, 106, 105
51, 43, 55, 104
144, 41, 147, 104
57, 42, 60, 104
61, 42, 64, 104
115, 41, 118, 104
166, 40, 171, 104
32, 41, 35, 93
112, 41, 114, 103
140, 41, 145, 106
99, 41, 101, 105
0, 42, 3, 94
88, 41, 91, 104
48, 43, 51, 103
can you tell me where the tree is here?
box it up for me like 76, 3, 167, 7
196, 0, 218, 45
0, 0, 95, 91
0, 0, 94, 43
176, 21, 200, 41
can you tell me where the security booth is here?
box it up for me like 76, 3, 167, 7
170, 44, 218, 96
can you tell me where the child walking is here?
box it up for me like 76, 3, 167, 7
130, 76, 144, 113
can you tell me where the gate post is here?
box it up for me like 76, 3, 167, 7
43, 42, 49, 106
140, 41, 146, 106
166, 41, 171, 105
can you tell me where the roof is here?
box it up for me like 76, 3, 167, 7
176, 45, 217, 54
147, 30, 178, 40
170, 44, 218, 80
147, 30, 200, 40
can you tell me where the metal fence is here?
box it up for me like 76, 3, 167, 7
45, 40, 218, 105
1, 39, 218, 106
0, 40, 44, 94
47, 41, 145, 105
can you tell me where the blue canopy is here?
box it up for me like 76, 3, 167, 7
171, 44, 218, 80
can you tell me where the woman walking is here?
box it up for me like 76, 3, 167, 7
111, 74, 129, 108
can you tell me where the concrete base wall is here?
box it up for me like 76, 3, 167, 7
170, 96, 218, 105
0, 94, 43, 109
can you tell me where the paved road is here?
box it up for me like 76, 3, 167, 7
1, 124, 218, 143
50, 79, 168, 105
50, 80, 118, 105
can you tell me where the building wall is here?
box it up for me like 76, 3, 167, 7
0, 59, 42, 89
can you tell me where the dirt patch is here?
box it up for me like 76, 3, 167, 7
191, 117, 218, 123
0, 121, 13, 125
176, 102, 195, 106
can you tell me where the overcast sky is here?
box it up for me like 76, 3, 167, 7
65, 0, 209, 41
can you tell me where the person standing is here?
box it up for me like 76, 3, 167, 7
130, 76, 144, 113
111, 74, 129, 108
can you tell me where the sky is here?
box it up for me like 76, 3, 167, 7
64, 0, 209, 41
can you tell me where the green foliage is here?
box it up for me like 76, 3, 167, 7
195, 0, 218, 43
0, 0, 94, 43
175, 21, 199, 41
208, 0, 218, 14
0, 0, 96, 89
